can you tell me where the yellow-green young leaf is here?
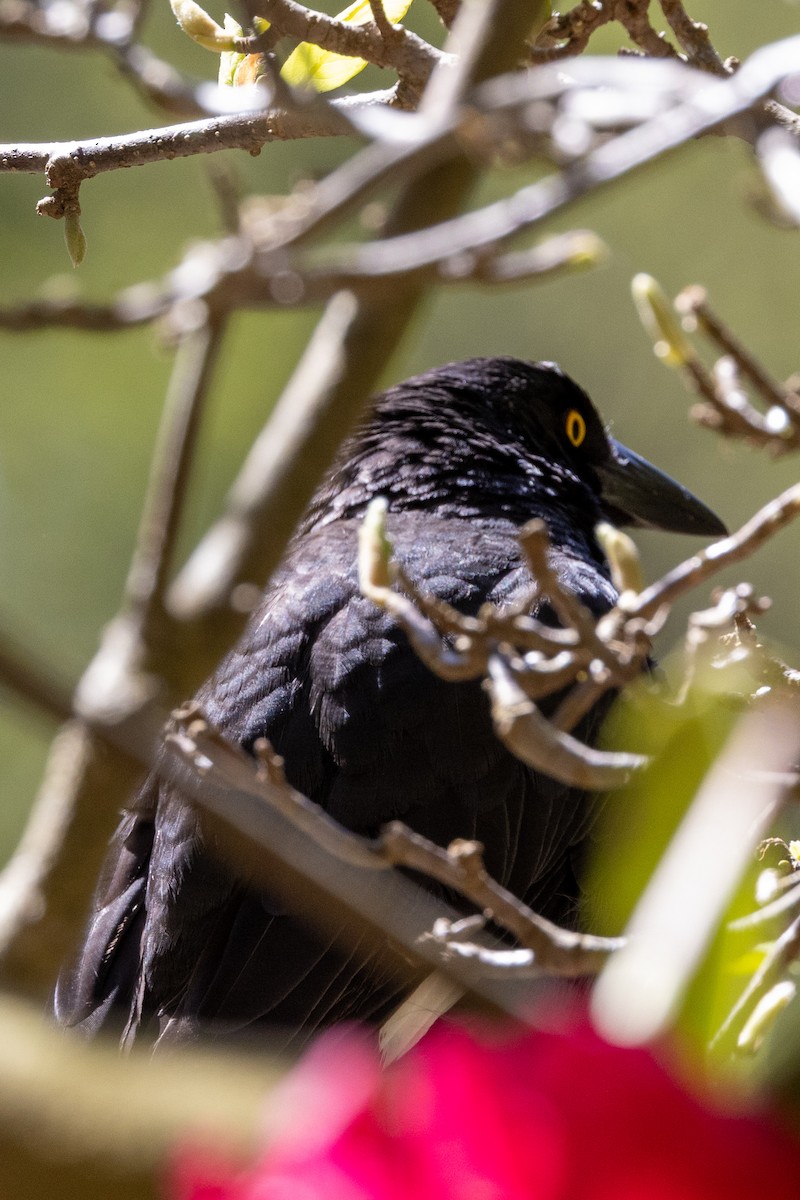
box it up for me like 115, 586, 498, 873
631, 272, 696, 369
595, 522, 644, 598
218, 14, 245, 86
169, 0, 237, 51
725, 947, 770, 978
64, 211, 87, 268
282, 0, 414, 93
220, 15, 272, 86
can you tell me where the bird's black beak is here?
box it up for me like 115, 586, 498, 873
596, 439, 727, 536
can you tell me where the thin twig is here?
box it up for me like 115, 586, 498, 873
712, 914, 800, 1056
630, 483, 800, 621
252, 0, 443, 94
530, 0, 615, 60
0, 103, 357, 180
487, 652, 646, 790
659, 0, 729, 75
376, 823, 622, 972
616, 2, 676, 60
123, 317, 225, 654
676, 285, 798, 411
729, 879, 800, 931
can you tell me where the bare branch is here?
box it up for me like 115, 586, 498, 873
123, 317, 225, 657
163, 717, 561, 1004
0, 102, 358, 181
659, 0, 729, 75
487, 652, 646, 789
254, 0, 444, 96
0, 721, 154, 997
675, 284, 800, 450
615, 2, 676, 60
376, 823, 622, 972
531, 0, 616, 61
427, 0, 459, 30
630, 483, 800, 621
729, 878, 800, 932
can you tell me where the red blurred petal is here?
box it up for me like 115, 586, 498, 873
170, 1018, 800, 1200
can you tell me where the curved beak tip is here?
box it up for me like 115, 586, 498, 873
599, 441, 726, 538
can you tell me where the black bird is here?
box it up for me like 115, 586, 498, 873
56, 357, 724, 1049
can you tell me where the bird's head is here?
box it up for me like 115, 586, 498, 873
453, 357, 726, 537
304, 357, 726, 540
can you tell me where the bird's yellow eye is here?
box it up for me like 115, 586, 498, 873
565, 409, 586, 447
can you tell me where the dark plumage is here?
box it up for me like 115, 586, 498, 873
55, 357, 724, 1049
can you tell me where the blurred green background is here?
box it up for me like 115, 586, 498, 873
0, 1, 798, 858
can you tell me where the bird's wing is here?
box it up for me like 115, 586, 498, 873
57, 514, 615, 1045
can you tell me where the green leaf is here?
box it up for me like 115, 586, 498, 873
218, 14, 245, 86
587, 648, 783, 1063
282, 0, 414, 93
64, 210, 87, 268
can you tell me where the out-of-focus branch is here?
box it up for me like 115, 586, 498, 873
125, 318, 225, 636
712, 914, 800, 1057
4, 45, 794, 324
0, 321, 224, 996
306, 36, 800, 282
0, 992, 275, 1168
6, 33, 795, 253
0, 228, 604, 334
0, 293, 160, 332
729, 875, 800, 932
0, 1, 218, 119
0, 0, 439, 115
0, 721, 153, 997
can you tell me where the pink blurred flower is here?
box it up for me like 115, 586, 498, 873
171, 1019, 800, 1200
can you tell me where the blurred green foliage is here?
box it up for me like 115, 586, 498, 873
590, 653, 769, 1060
0, 0, 799, 861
